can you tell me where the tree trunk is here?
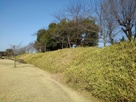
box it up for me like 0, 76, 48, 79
122, 27, 133, 41
44, 43, 46, 52
67, 36, 71, 48
14, 55, 16, 68
61, 37, 64, 49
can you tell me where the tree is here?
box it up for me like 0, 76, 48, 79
34, 29, 46, 52
45, 23, 60, 51
10, 43, 22, 68
34, 41, 43, 52
94, 0, 120, 46
80, 18, 99, 46
5, 49, 14, 58
25, 43, 36, 53
53, 18, 99, 48
54, 19, 68, 48
94, 0, 108, 47
66, 1, 91, 21
34, 0, 99, 51
106, 0, 136, 41
65, 0, 96, 37
34, 23, 61, 51
34, 18, 99, 51
55, 19, 74, 48
54, 1, 99, 47
101, 1, 120, 45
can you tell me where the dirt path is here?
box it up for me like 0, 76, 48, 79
0, 59, 92, 102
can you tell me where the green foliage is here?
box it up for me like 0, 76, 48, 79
34, 29, 46, 52
18, 40, 136, 102
34, 18, 99, 51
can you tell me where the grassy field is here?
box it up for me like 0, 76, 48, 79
18, 40, 136, 102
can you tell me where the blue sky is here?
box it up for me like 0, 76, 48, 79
0, 0, 75, 51
0, 0, 125, 51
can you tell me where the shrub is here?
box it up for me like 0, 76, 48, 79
18, 41, 136, 102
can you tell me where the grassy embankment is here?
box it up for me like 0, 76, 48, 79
18, 41, 136, 102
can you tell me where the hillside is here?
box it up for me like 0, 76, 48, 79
18, 41, 136, 102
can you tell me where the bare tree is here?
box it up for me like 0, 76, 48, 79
54, 0, 93, 24
25, 43, 36, 53
135, 19, 136, 39
53, 1, 96, 46
10, 43, 22, 68
94, 0, 108, 47
53, 9, 67, 22
66, 1, 91, 21
94, 0, 120, 46
66, 1, 99, 46
102, 1, 121, 44
106, 0, 136, 41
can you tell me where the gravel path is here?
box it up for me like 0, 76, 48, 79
0, 59, 92, 102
